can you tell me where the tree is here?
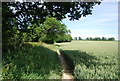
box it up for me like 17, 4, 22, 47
78, 37, 82, 40
39, 17, 69, 44
27, 17, 70, 43
3, 1, 101, 29
27, 23, 44, 42
108, 37, 115, 41
74, 37, 77, 40
93, 37, 101, 41
56, 34, 73, 43
66, 34, 73, 42
86, 37, 90, 40
102, 37, 107, 41
89, 37, 93, 40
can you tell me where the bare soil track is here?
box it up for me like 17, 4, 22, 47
57, 50, 75, 80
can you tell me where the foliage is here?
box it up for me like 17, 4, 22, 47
27, 23, 44, 42
74, 37, 77, 40
3, 16, 71, 54
74, 37, 82, 40
108, 37, 115, 41
40, 17, 69, 44
78, 37, 82, 40
2, 43, 62, 80
21, 32, 33, 42
102, 37, 107, 41
2, 29, 22, 52
58, 41, 118, 79
2, 1, 101, 50
85, 37, 115, 41
56, 34, 73, 43
27, 17, 70, 44
3, 2, 101, 29
93, 37, 101, 41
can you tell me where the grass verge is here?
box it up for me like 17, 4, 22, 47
2, 42, 62, 80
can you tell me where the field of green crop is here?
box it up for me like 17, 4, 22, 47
2, 42, 62, 80
58, 41, 118, 79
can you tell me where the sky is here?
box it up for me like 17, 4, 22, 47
62, 1, 119, 40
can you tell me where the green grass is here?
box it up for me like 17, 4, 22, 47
58, 41, 118, 79
2, 42, 62, 80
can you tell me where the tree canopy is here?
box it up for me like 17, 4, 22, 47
28, 17, 70, 44
2, 1, 101, 50
2, 1, 101, 29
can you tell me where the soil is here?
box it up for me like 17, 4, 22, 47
57, 50, 75, 80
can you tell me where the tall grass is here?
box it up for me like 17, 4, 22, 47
2, 43, 62, 80
59, 41, 118, 79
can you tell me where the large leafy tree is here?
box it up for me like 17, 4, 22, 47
25, 17, 71, 44
34, 17, 69, 44
38, 17, 69, 44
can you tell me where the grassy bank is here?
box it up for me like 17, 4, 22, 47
2, 42, 62, 80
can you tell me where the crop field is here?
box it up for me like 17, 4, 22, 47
58, 41, 119, 79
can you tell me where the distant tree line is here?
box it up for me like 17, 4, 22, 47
74, 37, 82, 40
74, 37, 115, 41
